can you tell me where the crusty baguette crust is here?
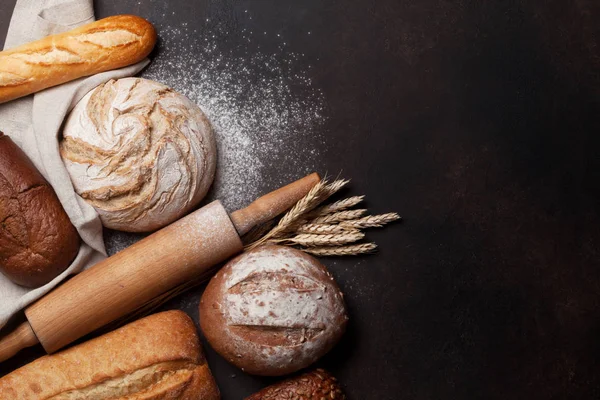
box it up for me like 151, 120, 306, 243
0, 15, 156, 104
0, 311, 220, 400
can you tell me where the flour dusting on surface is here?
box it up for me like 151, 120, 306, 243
142, 25, 325, 211
106, 23, 325, 255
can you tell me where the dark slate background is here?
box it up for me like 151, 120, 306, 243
2, 1, 600, 399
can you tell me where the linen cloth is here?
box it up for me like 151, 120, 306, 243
0, 0, 149, 328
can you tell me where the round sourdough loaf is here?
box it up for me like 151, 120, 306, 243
60, 77, 217, 232
0, 132, 80, 287
199, 245, 348, 376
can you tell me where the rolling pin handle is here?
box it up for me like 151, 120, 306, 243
231, 172, 321, 235
0, 321, 39, 363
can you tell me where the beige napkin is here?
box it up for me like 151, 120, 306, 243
0, 0, 150, 329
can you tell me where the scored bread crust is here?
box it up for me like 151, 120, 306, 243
0, 15, 156, 104
199, 245, 348, 376
0, 310, 220, 400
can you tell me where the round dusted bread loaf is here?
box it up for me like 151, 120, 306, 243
199, 245, 348, 376
60, 77, 216, 232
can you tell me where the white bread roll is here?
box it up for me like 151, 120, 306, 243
60, 78, 217, 232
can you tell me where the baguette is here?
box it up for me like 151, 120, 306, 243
0, 310, 220, 400
0, 15, 156, 104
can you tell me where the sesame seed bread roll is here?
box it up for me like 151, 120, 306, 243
245, 369, 346, 400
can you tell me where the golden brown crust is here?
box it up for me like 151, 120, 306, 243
0, 132, 80, 287
179, 365, 221, 400
245, 369, 345, 400
0, 311, 220, 399
0, 15, 156, 104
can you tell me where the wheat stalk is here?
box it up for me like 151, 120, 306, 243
245, 178, 401, 251
246, 179, 349, 250
277, 231, 365, 247
303, 243, 378, 256
279, 179, 348, 228
340, 213, 401, 228
321, 179, 349, 197
311, 209, 367, 224
309, 195, 365, 217
296, 223, 358, 235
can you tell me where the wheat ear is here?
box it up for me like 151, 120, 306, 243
297, 223, 359, 235
311, 209, 367, 224
277, 231, 365, 247
303, 243, 378, 256
309, 195, 365, 217
340, 213, 401, 228
246, 179, 349, 250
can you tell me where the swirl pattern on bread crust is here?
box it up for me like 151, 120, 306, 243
60, 77, 216, 232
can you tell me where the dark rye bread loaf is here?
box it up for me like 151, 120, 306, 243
199, 245, 348, 376
245, 369, 346, 400
0, 132, 79, 287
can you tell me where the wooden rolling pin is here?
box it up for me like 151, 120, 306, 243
0, 173, 320, 362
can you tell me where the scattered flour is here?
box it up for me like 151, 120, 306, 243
142, 25, 325, 212
106, 23, 325, 255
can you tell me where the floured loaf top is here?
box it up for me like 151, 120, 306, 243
60, 77, 217, 232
